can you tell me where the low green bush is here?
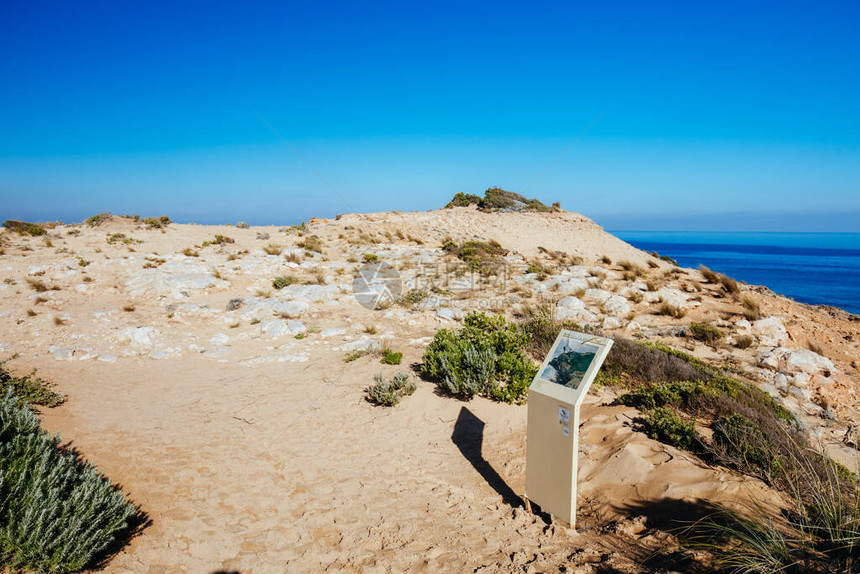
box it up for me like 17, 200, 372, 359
711, 413, 783, 480
421, 312, 537, 404
380, 349, 402, 365
441, 238, 507, 276
0, 391, 137, 572
365, 372, 416, 406
640, 407, 698, 451
272, 275, 297, 290
689, 322, 723, 344
3, 220, 47, 237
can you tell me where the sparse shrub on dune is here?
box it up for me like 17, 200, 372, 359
263, 244, 283, 256
421, 312, 536, 404
365, 372, 416, 406
0, 391, 139, 572
443, 187, 555, 212
735, 335, 754, 349
398, 288, 429, 308
84, 212, 111, 227
3, 220, 47, 237
699, 265, 720, 283
141, 215, 171, 229
235, 221, 250, 229
441, 238, 507, 277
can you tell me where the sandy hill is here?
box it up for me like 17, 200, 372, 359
0, 207, 858, 572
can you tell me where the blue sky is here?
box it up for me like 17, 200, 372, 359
1, 1, 858, 230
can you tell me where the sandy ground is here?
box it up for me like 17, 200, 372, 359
1, 207, 857, 572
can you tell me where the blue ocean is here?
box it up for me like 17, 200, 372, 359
611, 231, 860, 316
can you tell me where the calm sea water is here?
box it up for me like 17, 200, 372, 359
611, 231, 860, 315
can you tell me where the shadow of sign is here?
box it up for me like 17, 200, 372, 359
451, 406, 523, 509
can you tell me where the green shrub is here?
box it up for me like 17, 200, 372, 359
141, 215, 171, 229
711, 413, 783, 480
380, 349, 402, 365
399, 288, 429, 307
445, 192, 482, 208
297, 236, 323, 253
441, 238, 507, 276
689, 322, 723, 344
84, 213, 110, 227
3, 220, 47, 237
421, 312, 536, 404
1, 359, 64, 407
518, 304, 583, 359
0, 391, 137, 572
272, 275, 297, 290
365, 372, 416, 406
362, 253, 378, 263
640, 407, 698, 451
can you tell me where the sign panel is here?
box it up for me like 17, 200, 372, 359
524, 330, 612, 528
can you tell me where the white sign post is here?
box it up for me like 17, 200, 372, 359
524, 330, 613, 528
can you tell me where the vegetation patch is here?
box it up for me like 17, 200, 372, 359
0, 391, 139, 572
202, 235, 234, 247
272, 275, 298, 290
141, 215, 171, 229
443, 187, 557, 212
3, 220, 47, 237
1, 358, 64, 407
421, 312, 537, 404
688, 321, 723, 344
365, 372, 416, 406
639, 407, 699, 451
380, 349, 403, 365
441, 238, 507, 276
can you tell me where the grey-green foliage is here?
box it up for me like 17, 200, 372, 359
0, 391, 137, 572
365, 372, 417, 406
439, 345, 496, 398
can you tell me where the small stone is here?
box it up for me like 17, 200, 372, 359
49, 345, 73, 360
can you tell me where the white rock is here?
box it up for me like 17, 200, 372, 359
287, 320, 306, 335
735, 319, 752, 334
118, 327, 158, 347
584, 289, 612, 304
260, 319, 289, 338
555, 307, 597, 324
655, 288, 694, 309
789, 386, 812, 401
785, 349, 835, 375
97, 354, 117, 363
270, 300, 309, 318
752, 317, 789, 346
603, 295, 631, 317
209, 333, 230, 345
203, 346, 231, 358
557, 296, 585, 310
602, 317, 622, 330
342, 339, 379, 352
437, 308, 456, 321
320, 328, 346, 337
49, 345, 73, 360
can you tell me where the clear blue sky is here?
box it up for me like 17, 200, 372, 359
1, 1, 858, 231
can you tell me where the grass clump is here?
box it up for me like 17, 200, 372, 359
365, 372, 416, 406
689, 321, 723, 345
3, 220, 47, 236
263, 244, 283, 256
742, 296, 761, 321
380, 349, 403, 365
0, 390, 138, 572
657, 301, 686, 318
421, 312, 537, 404
735, 335, 754, 350
272, 275, 297, 290
297, 236, 324, 253
441, 238, 507, 276
201, 235, 234, 247
362, 253, 378, 263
